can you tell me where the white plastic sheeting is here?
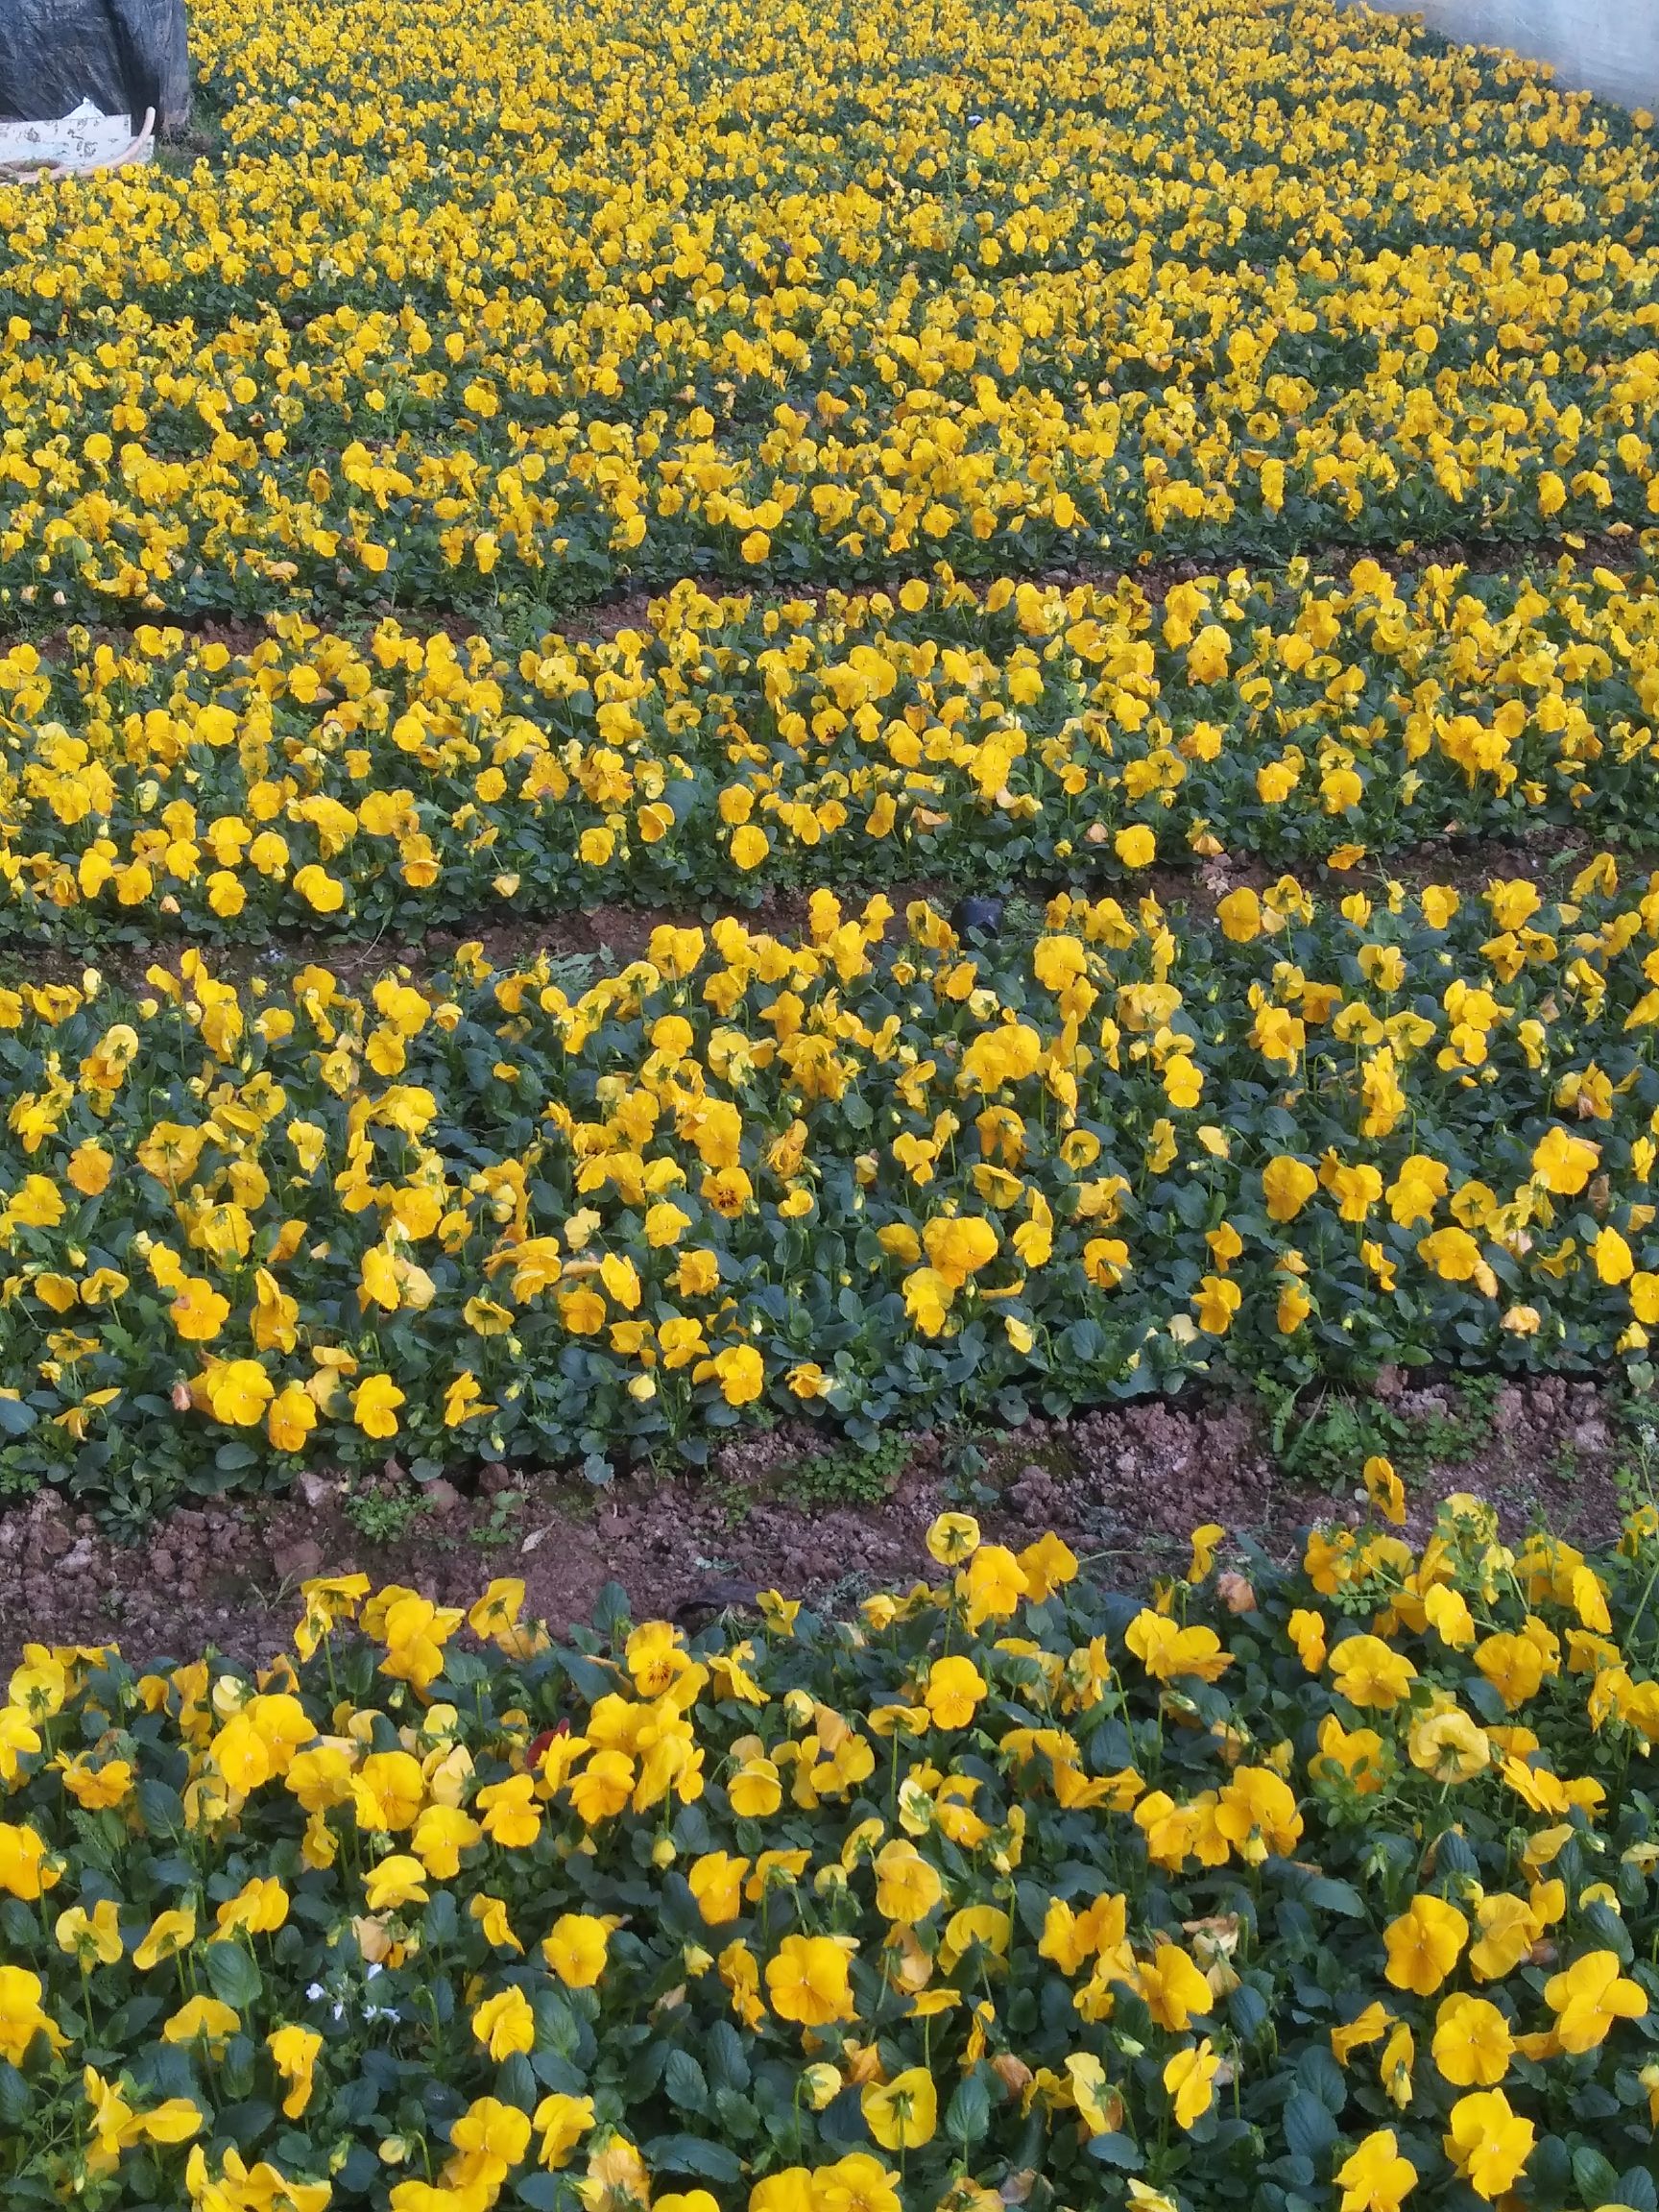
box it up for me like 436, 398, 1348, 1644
1334, 0, 1659, 114
0, 99, 155, 177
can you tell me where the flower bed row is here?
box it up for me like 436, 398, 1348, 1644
0, 1504, 1654, 2210
3, 0, 1659, 620
5, 557, 1659, 941
3, 871, 1659, 1515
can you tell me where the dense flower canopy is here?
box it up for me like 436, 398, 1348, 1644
3, 559, 1659, 939
0, 0, 1657, 625
6, 870, 1659, 1508
0, 1503, 1654, 2211
1, 0, 1658, 2203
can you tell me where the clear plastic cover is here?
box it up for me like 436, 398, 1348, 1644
1336, 0, 1659, 116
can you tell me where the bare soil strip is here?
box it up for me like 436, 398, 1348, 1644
0, 1370, 1632, 1669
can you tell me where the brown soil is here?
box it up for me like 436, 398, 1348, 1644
0, 877, 956, 998
0, 1373, 1632, 1669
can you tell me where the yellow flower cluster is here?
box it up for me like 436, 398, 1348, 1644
5, 4, 1659, 2202
2, 0, 1658, 624
4, 556, 1659, 938
4, 868, 1659, 1507
0, 1501, 1654, 2211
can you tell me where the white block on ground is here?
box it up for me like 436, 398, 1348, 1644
0, 100, 153, 176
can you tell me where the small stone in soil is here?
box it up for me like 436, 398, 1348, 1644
271, 1537, 325, 1583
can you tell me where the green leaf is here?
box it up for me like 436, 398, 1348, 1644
593, 1582, 631, 1639
1084, 2133, 1142, 2170
204, 1940, 262, 2010
1432, 1830, 1480, 1879
714, 2087, 759, 2137
1571, 2147, 1622, 2206
216, 2096, 278, 2147
1301, 1876, 1365, 1918
643, 2135, 744, 2184
946, 2067, 991, 2150
703, 2020, 751, 2093
529, 2048, 587, 2097
496, 2055, 539, 2113
0, 2061, 29, 2126
1580, 1903, 1633, 1962
664, 2049, 709, 2117
1615, 2169, 1658, 2212
1526, 2137, 1573, 2198
135, 1778, 185, 1835
1295, 2045, 1347, 2116
561, 1652, 618, 1704
1282, 2091, 1338, 2165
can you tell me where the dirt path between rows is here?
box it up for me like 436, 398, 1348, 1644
0, 1370, 1635, 1669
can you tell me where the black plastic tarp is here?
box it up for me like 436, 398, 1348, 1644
0, 0, 190, 132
